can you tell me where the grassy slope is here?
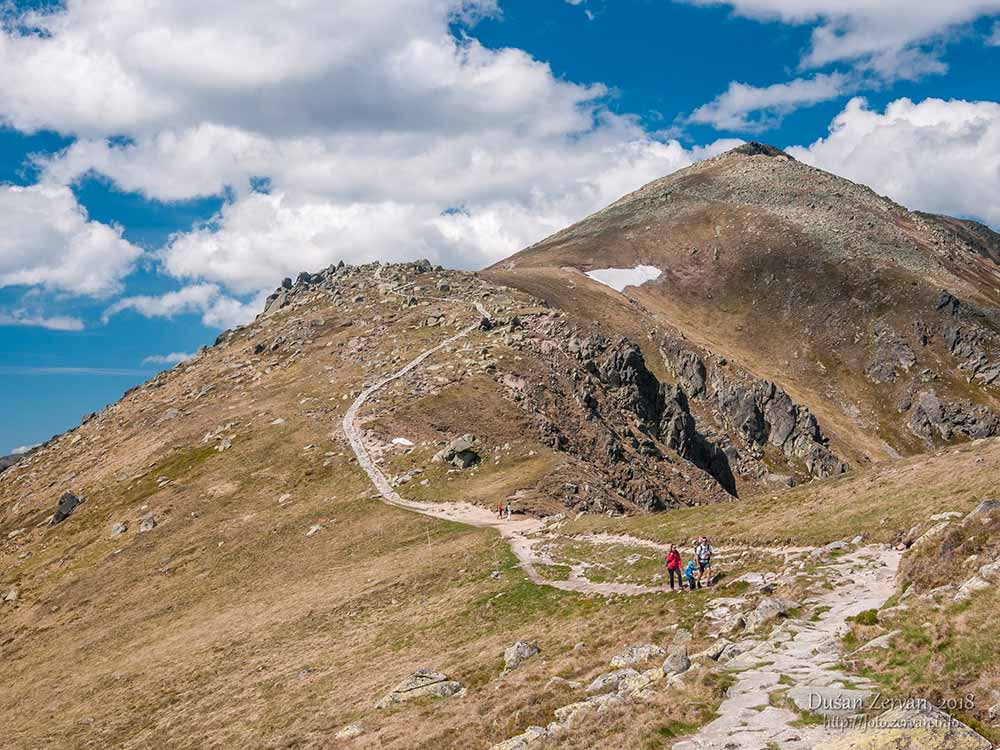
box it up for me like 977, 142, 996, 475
0, 284, 730, 750
3, 268, 999, 747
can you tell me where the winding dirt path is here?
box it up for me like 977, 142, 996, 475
341, 303, 676, 596
343, 304, 904, 748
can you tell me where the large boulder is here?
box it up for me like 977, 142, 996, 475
743, 597, 794, 631
586, 668, 640, 694
432, 434, 480, 469
50, 491, 83, 526
963, 499, 999, 526
503, 641, 540, 673
662, 645, 690, 675
375, 669, 463, 709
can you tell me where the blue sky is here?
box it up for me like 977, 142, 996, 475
2, 0, 1000, 453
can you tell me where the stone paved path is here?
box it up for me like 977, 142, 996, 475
674, 546, 901, 750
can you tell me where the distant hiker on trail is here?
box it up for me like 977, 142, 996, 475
666, 545, 683, 591
695, 537, 714, 586
505, 500, 513, 520
497, 500, 505, 520
684, 558, 699, 590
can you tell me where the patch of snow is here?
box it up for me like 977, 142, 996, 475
391, 437, 414, 447
585, 265, 662, 292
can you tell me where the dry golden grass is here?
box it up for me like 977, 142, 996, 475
0, 288, 730, 750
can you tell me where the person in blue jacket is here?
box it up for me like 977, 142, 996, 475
684, 558, 699, 590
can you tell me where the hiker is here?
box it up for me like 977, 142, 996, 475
505, 500, 513, 520
497, 500, 505, 520
684, 558, 699, 590
695, 536, 714, 587
666, 544, 683, 591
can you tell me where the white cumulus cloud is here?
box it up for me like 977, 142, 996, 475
789, 97, 1000, 227
1, 0, 738, 301
689, 72, 850, 130
682, 0, 1000, 73
0, 184, 142, 297
102, 283, 259, 329
141, 351, 194, 366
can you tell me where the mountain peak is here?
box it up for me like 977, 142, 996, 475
723, 141, 795, 160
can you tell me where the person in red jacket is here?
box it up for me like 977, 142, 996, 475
666, 544, 683, 591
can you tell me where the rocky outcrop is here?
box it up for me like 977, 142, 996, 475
660, 386, 737, 495
866, 321, 916, 383
661, 338, 846, 479
375, 669, 463, 709
907, 391, 1000, 442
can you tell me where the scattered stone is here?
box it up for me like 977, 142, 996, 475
928, 511, 963, 522
672, 628, 692, 645
335, 723, 364, 740
375, 669, 463, 709
50, 491, 83, 526
586, 668, 640, 694
503, 641, 540, 673
662, 644, 690, 675
743, 597, 793, 631
911, 521, 950, 547
138, 515, 157, 533
3, 589, 17, 604
306, 524, 323, 537
489, 726, 546, 750
111, 522, 128, 538
850, 630, 900, 655
609, 643, 666, 668
695, 638, 732, 662
216, 437, 233, 452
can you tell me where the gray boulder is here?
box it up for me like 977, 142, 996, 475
433, 434, 480, 468
111, 522, 128, 538
376, 668, 463, 709
743, 597, 793, 631
662, 644, 690, 675
50, 491, 83, 526
964, 499, 999, 526
586, 668, 640, 694
139, 515, 157, 533
503, 641, 540, 673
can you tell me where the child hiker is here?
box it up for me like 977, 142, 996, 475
684, 558, 699, 590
